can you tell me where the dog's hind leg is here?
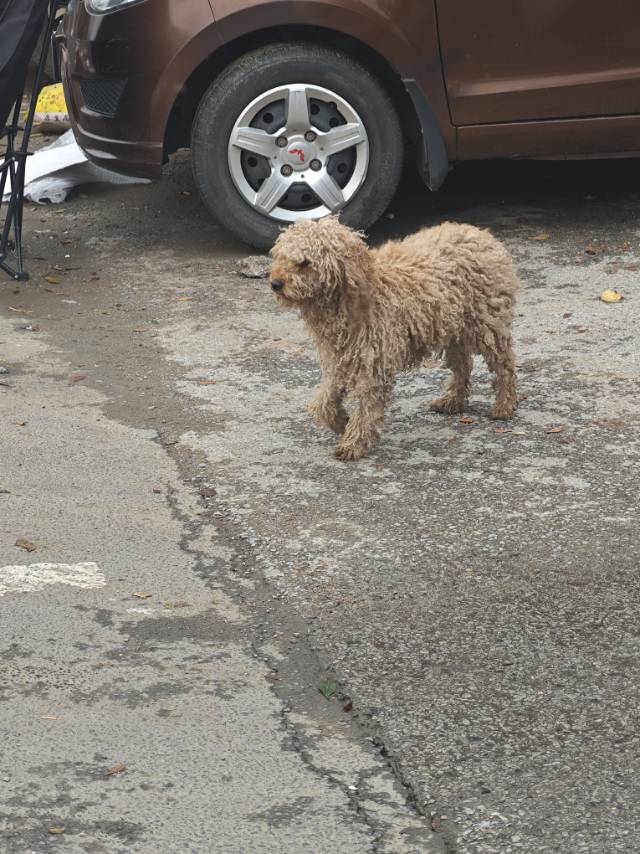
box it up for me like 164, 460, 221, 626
482, 335, 518, 420
429, 344, 472, 415
335, 384, 390, 461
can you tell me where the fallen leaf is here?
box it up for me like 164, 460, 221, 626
319, 680, 337, 700
495, 427, 512, 434
199, 486, 216, 499
132, 326, 147, 333
15, 537, 37, 552
197, 379, 216, 385
44, 275, 60, 285
530, 232, 550, 242
132, 591, 151, 600
600, 289, 623, 303
107, 762, 126, 776
70, 372, 88, 383
62, 239, 72, 245
15, 421, 27, 427
42, 715, 58, 720
459, 416, 475, 425
546, 426, 564, 434
8, 306, 32, 314
48, 826, 65, 835
171, 295, 193, 302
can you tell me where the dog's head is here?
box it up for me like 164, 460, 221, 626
269, 217, 372, 318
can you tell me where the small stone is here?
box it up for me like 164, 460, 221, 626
237, 256, 271, 279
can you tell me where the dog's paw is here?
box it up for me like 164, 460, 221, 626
429, 395, 465, 415
334, 441, 368, 462
489, 404, 517, 420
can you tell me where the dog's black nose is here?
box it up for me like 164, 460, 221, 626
271, 279, 284, 292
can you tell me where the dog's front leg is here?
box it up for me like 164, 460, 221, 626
335, 385, 388, 461
309, 368, 348, 434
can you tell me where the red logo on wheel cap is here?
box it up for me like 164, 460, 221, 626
289, 147, 306, 164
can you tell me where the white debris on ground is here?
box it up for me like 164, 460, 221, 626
1, 129, 149, 204
0, 561, 105, 596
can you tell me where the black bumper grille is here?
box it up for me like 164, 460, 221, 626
79, 77, 127, 118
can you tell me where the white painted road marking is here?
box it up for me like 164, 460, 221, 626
0, 562, 105, 596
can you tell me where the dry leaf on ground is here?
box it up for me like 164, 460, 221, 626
530, 232, 550, 241
15, 537, 37, 552
132, 591, 151, 599
546, 426, 564, 434
107, 762, 126, 775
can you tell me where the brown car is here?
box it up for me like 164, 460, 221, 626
57, 0, 640, 249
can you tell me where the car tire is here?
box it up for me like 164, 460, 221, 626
191, 43, 403, 250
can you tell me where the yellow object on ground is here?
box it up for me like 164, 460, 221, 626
30, 83, 70, 133
600, 289, 623, 303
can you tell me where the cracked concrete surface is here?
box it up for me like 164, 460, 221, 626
1, 153, 640, 852
0, 320, 439, 852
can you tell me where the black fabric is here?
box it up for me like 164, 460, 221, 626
0, 0, 48, 131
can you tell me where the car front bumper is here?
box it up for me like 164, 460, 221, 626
57, 0, 215, 179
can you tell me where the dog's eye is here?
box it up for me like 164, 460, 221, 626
299, 258, 311, 268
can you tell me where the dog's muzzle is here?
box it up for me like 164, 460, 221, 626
271, 279, 284, 292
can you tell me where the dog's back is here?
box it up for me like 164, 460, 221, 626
376, 220, 516, 291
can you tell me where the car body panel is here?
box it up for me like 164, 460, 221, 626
458, 115, 640, 161
437, 0, 640, 124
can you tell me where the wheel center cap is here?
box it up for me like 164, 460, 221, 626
284, 138, 316, 171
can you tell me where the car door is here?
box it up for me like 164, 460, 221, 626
436, 0, 640, 125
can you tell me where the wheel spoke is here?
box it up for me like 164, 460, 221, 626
307, 171, 345, 212
285, 86, 311, 131
319, 122, 366, 156
230, 126, 275, 157
254, 170, 290, 213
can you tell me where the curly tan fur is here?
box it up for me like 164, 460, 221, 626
270, 217, 520, 461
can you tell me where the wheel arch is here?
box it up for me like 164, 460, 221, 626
163, 23, 449, 190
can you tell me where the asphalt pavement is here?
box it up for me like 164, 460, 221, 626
1, 151, 639, 853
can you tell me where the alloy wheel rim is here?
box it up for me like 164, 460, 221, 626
228, 84, 370, 222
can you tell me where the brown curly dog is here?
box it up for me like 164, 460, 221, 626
270, 217, 520, 461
